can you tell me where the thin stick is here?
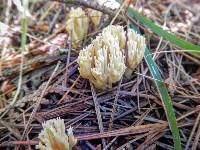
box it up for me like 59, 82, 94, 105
58, 74, 81, 104
64, 30, 72, 85
108, 78, 122, 130
90, 82, 106, 148
110, 0, 127, 25
52, 0, 125, 21
21, 61, 61, 139
191, 125, 200, 150
185, 112, 200, 150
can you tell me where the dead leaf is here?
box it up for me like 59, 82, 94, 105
1, 80, 15, 97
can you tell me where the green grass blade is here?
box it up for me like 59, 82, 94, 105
117, 0, 200, 57
129, 25, 182, 149
144, 48, 181, 150
0, 0, 28, 118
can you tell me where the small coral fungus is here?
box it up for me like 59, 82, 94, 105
66, 7, 89, 47
37, 118, 77, 150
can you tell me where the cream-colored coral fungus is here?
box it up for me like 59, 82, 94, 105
88, 9, 102, 27
66, 7, 89, 47
77, 25, 145, 89
125, 29, 145, 76
37, 118, 77, 150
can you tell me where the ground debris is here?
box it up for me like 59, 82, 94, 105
0, 0, 199, 149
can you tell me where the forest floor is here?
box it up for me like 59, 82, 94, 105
0, 0, 200, 149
